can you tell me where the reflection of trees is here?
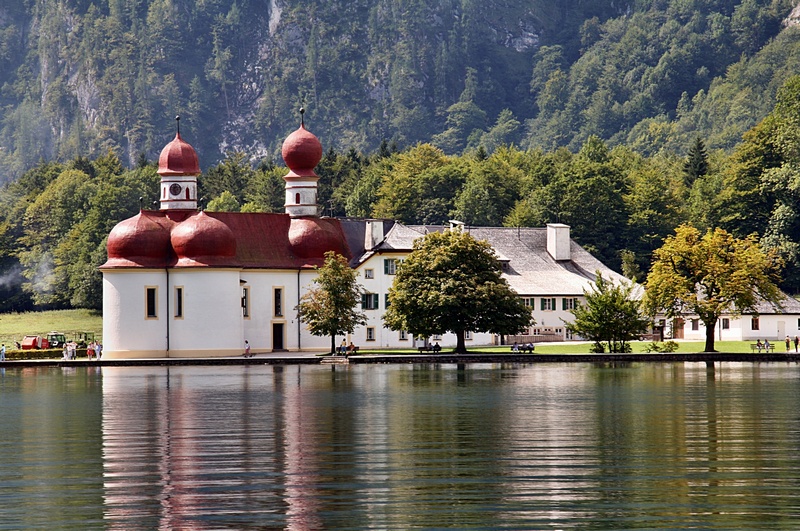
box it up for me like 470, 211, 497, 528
95, 363, 800, 528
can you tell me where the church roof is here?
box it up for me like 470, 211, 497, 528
102, 210, 352, 270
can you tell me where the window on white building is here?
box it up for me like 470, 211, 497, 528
174, 286, 184, 319
465, 331, 472, 340
541, 297, 556, 311
752, 317, 760, 330
364, 269, 374, 279
362, 293, 379, 310
722, 318, 730, 330
367, 327, 375, 341
172, 286, 183, 319
145, 287, 158, 319
399, 330, 408, 341
562, 298, 578, 310
384, 258, 401, 275
522, 297, 532, 307
691, 319, 699, 331
274, 288, 284, 317
241, 286, 250, 319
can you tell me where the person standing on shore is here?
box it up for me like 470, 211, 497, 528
244, 340, 251, 357
0, 344, 5, 362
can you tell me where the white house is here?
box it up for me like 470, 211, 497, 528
666, 294, 800, 344
99, 121, 641, 358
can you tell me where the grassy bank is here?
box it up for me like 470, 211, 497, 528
355, 340, 766, 355
0, 309, 102, 347
0, 309, 771, 357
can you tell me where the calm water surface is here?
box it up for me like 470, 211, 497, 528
1, 362, 800, 530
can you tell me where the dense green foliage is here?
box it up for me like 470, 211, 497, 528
0, 1, 798, 181
645, 225, 784, 352
295, 251, 367, 354
566, 272, 651, 354
383, 229, 533, 353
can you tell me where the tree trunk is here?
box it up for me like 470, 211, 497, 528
703, 319, 717, 352
455, 330, 466, 353
330, 334, 336, 355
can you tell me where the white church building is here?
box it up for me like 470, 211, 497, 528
100, 119, 634, 358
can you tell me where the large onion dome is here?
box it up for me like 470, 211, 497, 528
104, 212, 172, 268
170, 212, 238, 267
288, 217, 349, 259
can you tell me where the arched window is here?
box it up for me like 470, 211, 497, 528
295, 192, 300, 204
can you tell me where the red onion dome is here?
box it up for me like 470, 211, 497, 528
288, 217, 349, 259
158, 132, 200, 176
282, 125, 322, 177
104, 212, 172, 268
170, 212, 238, 267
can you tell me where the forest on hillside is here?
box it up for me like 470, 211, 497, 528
0, 0, 798, 179
3, 0, 800, 313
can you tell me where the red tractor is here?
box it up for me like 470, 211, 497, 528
20, 332, 67, 350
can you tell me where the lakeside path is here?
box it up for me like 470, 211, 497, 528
3, 351, 800, 367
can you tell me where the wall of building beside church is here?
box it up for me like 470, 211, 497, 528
676, 314, 800, 343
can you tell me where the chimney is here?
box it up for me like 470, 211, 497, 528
547, 223, 571, 261
364, 219, 385, 250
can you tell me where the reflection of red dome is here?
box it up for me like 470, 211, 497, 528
282, 125, 322, 177
171, 212, 238, 267
105, 212, 172, 267
158, 132, 200, 176
288, 217, 348, 259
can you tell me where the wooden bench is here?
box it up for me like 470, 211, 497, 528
750, 343, 775, 353
511, 344, 535, 353
418, 345, 441, 353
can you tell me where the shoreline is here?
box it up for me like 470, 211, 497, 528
3, 351, 800, 367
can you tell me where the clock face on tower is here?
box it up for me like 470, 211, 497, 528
169, 183, 182, 196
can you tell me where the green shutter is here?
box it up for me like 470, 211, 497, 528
373, 294, 379, 309
384, 259, 389, 274
385, 294, 390, 308
540, 298, 545, 310
562, 298, 567, 310
361, 293, 367, 309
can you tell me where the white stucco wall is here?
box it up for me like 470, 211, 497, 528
168, 269, 243, 356
675, 314, 800, 343
102, 270, 169, 358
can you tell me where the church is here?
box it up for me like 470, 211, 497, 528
100, 118, 631, 358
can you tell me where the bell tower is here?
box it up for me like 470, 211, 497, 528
282, 109, 322, 218
158, 116, 200, 211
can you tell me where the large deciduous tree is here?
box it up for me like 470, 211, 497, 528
296, 251, 367, 354
383, 228, 533, 353
566, 272, 650, 353
644, 224, 783, 352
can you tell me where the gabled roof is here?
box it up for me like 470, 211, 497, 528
364, 224, 632, 297
380, 223, 427, 251
441, 226, 630, 296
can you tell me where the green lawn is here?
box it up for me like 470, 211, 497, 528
0, 309, 771, 356
0, 309, 102, 346
356, 340, 765, 355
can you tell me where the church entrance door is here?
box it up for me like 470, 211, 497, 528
272, 323, 285, 351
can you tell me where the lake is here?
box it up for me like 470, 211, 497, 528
1, 362, 799, 530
